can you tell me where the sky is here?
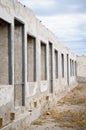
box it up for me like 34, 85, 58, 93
19, 0, 86, 55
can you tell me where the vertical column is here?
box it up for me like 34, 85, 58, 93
14, 19, 25, 106
8, 24, 12, 85
75, 61, 77, 76
49, 42, 53, 93
67, 54, 69, 85
70, 59, 72, 77
54, 50, 58, 79
61, 53, 64, 78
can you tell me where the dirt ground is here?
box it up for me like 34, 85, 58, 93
28, 86, 86, 130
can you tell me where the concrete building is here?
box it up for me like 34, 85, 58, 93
0, 0, 85, 130
77, 55, 86, 86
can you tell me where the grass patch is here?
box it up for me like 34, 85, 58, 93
57, 93, 86, 105
50, 109, 86, 129
73, 86, 86, 91
32, 114, 49, 125
57, 86, 86, 105
33, 109, 86, 129
32, 86, 86, 129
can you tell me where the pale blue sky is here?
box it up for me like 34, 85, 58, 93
19, 0, 86, 55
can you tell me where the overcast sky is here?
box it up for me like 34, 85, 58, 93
19, 0, 86, 55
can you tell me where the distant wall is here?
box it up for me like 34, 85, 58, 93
77, 56, 86, 86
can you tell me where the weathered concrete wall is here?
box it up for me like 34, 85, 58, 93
27, 36, 34, 82
77, 56, 86, 77
14, 24, 23, 106
41, 43, 46, 80
0, 85, 14, 127
77, 56, 86, 86
0, 20, 9, 84
0, 0, 78, 129
14, 25, 22, 85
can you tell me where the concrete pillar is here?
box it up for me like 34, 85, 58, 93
14, 19, 25, 106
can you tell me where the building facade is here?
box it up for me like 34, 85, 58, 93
0, 0, 84, 130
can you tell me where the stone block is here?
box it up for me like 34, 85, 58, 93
46, 96, 49, 101
10, 113, 15, 121
0, 118, 3, 128
34, 101, 37, 108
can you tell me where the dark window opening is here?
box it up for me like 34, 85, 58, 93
54, 50, 58, 79
61, 53, 64, 78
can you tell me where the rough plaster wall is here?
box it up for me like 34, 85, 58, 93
41, 43, 46, 80
49, 43, 53, 92
77, 56, 86, 77
0, 21, 9, 84
0, 86, 14, 127
14, 25, 22, 106
77, 56, 86, 84
27, 36, 34, 82
1, 112, 30, 130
